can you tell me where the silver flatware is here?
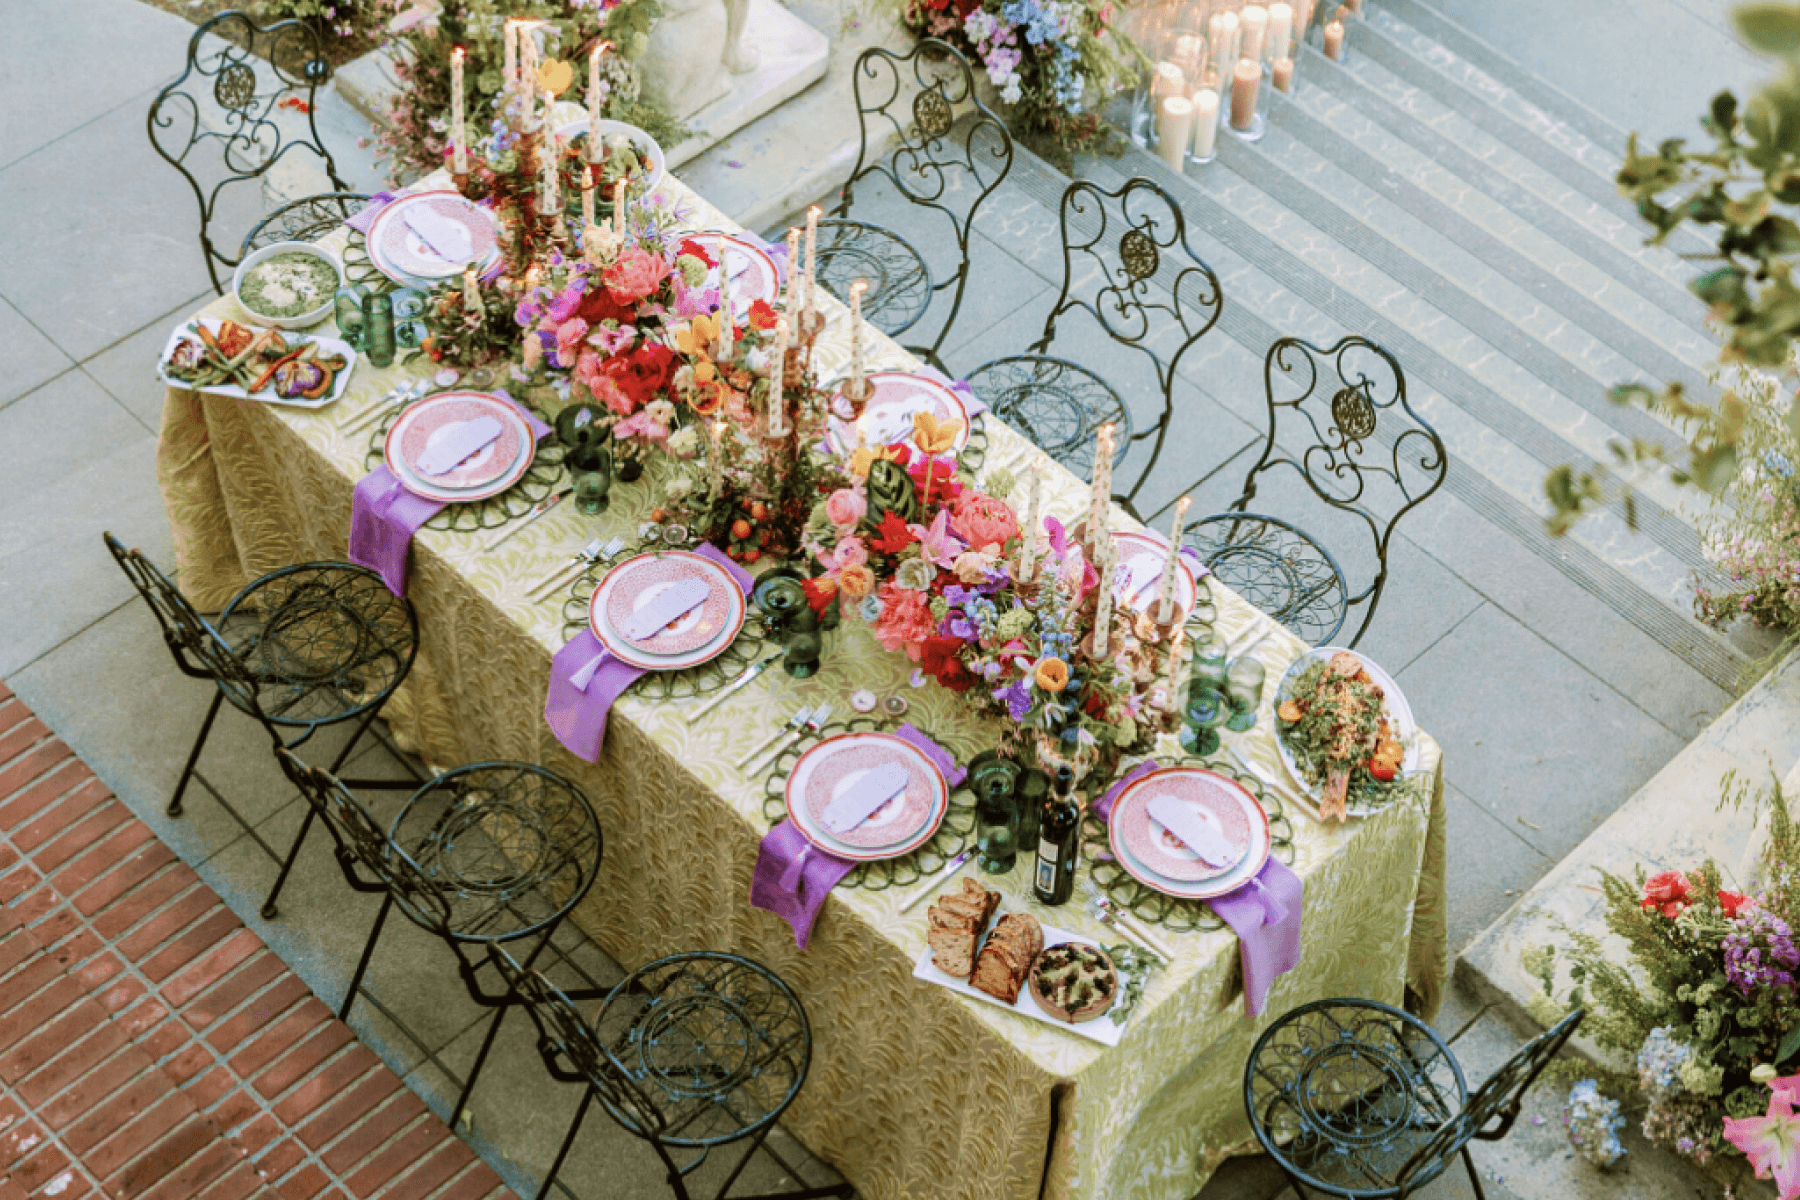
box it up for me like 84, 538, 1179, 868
898, 850, 972, 914
1085, 888, 1175, 960
746, 702, 833, 775
688, 653, 780, 723
481, 487, 572, 553
343, 379, 427, 434
735, 705, 812, 768
529, 535, 621, 598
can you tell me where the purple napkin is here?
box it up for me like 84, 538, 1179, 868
348, 393, 550, 596
1096, 758, 1304, 1015
544, 542, 751, 763
346, 191, 398, 234
914, 363, 990, 419
752, 724, 962, 948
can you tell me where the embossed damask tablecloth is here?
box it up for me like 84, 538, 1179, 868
154, 171, 1447, 1200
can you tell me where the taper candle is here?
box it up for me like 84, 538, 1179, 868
1157, 496, 1191, 623
804, 205, 821, 320
1088, 423, 1114, 554
769, 317, 789, 437
1267, 2, 1293, 59
581, 164, 595, 229
540, 93, 560, 211
1163, 626, 1187, 702
1323, 19, 1345, 59
715, 235, 734, 358
1240, 6, 1267, 65
504, 20, 519, 94
587, 43, 606, 154
848, 279, 868, 392
1157, 96, 1193, 171
450, 47, 468, 174
1191, 87, 1220, 158
783, 228, 800, 321
1092, 533, 1117, 657
1273, 56, 1294, 93
1230, 57, 1261, 131
1018, 456, 1045, 582
709, 419, 726, 498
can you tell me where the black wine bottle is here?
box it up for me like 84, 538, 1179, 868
1033, 765, 1080, 906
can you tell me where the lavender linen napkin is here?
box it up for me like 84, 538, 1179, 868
752, 724, 962, 948
346, 191, 398, 234
348, 394, 550, 596
1096, 758, 1304, 1015
544, 542, 752, 763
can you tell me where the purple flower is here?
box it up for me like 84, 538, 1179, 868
546, 283, 586, 324
672, 279, 719, 320
1724, 906, 1800, 994
993, 680, 1033, 721
947, 614, 976, 640
513, 298, 543, 327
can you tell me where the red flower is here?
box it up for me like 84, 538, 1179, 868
596, 343, 675, 411
802, 576, 838, 617
907, 455, 962, 507
1719, 888, 1752, 918
576, 284, 636, 326
871, 511, 916, 555
1641, 870, 1693, 918
677, 238, 718, 268
920, 636, 974, 692
747, 299, 778, 332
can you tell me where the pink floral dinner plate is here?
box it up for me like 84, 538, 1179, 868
392, 394, 525, 490
1107, 768, 1270, 899
697, 232, 781, 313
383, 393, 534, 503
824, 371, 970, 456
1110, 530, 1199, 620
369, 192, 498, 280
588, 550, 747, 671
785, 732, 948, 860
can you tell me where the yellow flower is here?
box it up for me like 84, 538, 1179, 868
912, 411, 962, 457
675, 316, 720, 359
1034, 657, 1070, 693
838, 564, 876, 599
849, 442, 905, 480
537, 58, 574, 96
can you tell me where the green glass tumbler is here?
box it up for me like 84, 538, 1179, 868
360, 292, 396, 369
974, 773, 1019, 874
1224, 657, 1267, 732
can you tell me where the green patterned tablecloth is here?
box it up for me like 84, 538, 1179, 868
155, 170, 1447, 1200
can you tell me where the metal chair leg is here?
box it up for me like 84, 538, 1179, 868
170, 690, 224, 818
452, 923, 560, 1129
535, 1085, 595, 1200
326, 705, 383, 774
1460, 1145, 1486, 1200
262, 805, 319, 920
340, 892, 393, 1023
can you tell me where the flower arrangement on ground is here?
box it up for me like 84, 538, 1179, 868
1524, 776, 1800, 1179
371, 0, 680, 186
901, 0, 1141, 163
802, 432, 1182, 778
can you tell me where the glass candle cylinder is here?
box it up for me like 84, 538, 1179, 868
1190, 87, 1220, 161
360, 292, 395, 369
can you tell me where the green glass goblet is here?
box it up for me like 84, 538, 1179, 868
1224, 657, 1267, 732
1179, 679, 1228, 756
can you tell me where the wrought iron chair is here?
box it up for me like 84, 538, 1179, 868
103, 533, 419, 914
148, 10, 352, 294
478, 946, 852, 1200
816, 38, 1014, 371
966, 176, 1223, 507
274, 750, 603, 1133
1184, 336, 1446, 648
243, 191, 369, 255
1243, 999, 1584, 1199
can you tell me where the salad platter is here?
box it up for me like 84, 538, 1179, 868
1273, 647, 1417, 821
159, 317, 357, 409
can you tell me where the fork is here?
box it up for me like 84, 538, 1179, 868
1086, 887, 1176, 960
343, 379, 428, 433
529, 536, 622, 598
734, 705, 813, 769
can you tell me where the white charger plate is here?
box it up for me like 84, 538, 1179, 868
1106, 768, 1271, 900
1273, 647, 1417, 818
587, 551, 747, 671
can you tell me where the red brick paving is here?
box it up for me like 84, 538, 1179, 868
0, 682, 517, 1200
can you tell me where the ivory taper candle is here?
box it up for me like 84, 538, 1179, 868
504, 20, 519, 94
1240, 6, 1268, 65
1018, 456, 1045, 582
450, 47, 468, 174
1323, 19, 1345, 60
587, 43, 607, 154
1092, 533, 1117, 657
848, 279, 868, 392
1230, 57, 1261, 131
1088, 423, 1114, 554
804, 205, 821, 320
1156, 496, 1190, 623
1191, 87, 1220, 158
715, 235, 734, 358
769, 317, 788, 437
783, 228, 800, 321
1157, 95, 1193, 171
581, 164, 595, 229
1267, 2, 1293, 60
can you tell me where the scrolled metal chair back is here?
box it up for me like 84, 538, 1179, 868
1036, 177, 1223, 497
273, 748, 453, 932
147, 10, 348, 294
1394, 1008, 1584, 1195
1235, 335, 1447, 648
103, 533, 259, 714
489, 947, 670, 1140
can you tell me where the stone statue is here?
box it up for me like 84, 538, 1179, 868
638, 0, 762, 121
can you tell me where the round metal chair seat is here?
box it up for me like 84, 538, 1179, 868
388, 763, 602, 944
1183, 513, 1349, 647
1245, 999, 1467, 1198
595, 952, 810, 1149
241, 191, 370, 257
965, 355, 1130, 479
215, 562, 417, 728
814, 218, 933, 337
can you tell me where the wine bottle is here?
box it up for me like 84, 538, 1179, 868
1034, 765, 1080, 906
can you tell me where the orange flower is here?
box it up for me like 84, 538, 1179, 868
912, 411, 963, 456
1034, 657, 1070, 693
838, 564, 876, 599
747, 299, 778, 331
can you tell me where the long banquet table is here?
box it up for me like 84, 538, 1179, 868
154, 169, 1448, 1200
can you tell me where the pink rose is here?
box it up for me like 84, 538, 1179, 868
603, 246, 672, 304
554, 318, 589, 368
950, 492, 1018, 553
574, 350, 635, 414
831, 538, 868, 571
825, 487, 866, 530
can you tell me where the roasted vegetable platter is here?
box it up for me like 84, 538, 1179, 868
158, 317, 358, 409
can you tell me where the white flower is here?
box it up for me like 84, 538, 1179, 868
646, 399, 676, 424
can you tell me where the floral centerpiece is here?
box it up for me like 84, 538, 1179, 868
1525, 776, 1800, 1183
801, 427, 1183, 778
901, 0, 1142, 163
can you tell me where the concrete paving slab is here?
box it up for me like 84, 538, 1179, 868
1352, 536, 1487, 674
0, 0, 195, 171
0, 370, 146, 502
1445, 782, 1556, 953
0, 300, 75, 411
1397, 603, 1685, 862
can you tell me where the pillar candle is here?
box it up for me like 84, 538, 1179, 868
1191, 87, 1220, 158
1018, 456, 1045, 582
1323, 19, 1345, 60
715, 235, 734, 358
803, 205, 821, 320
1156, 96, 1193, 171
1092, 533, 1116, 658
1150, 61, 1185, 99
1273, 56, 1295, 94
1157, 496, 1190, 623
1240, 6, 1267, 66
848, 279, 868, 392
462, 266, 482, 316
450, 47, 468, 174
1267, 3, 1293, 60
1230, 57, 1261, 131
1209, 12, 1239, 95
783, 227, 800, 321
588, 44, 605, 155
769, 317, 789, 437
1173, 34, 1205, 79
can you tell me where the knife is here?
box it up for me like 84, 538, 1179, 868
746, 701, 833, 774
899, 850, 972, 914
1224, 740, 1320, 821
481, 487, 572, 553
735, 705, 814, 768
688, 652, 780, 723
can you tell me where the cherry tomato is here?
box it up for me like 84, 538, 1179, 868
750, 502, 768, 520
1366, 757, 1397, 783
